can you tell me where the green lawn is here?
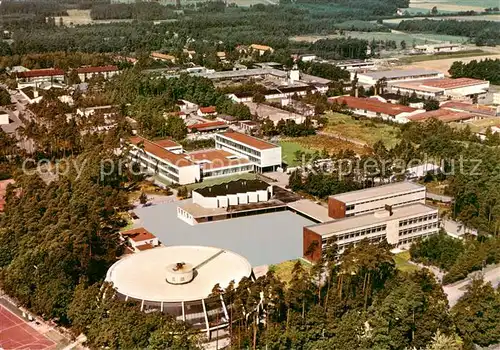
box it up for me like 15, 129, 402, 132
269, 259, 313, 285
186, 172, 257, 191
279, 140, 315, 167
399, 49, 490, 64
324, 112, 401, 148
394, 251, 420, 273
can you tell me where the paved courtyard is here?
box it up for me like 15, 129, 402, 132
134, 200, 314, 266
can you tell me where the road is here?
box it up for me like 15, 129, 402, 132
443, 264, 500, 307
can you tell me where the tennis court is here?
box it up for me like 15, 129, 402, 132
0, 304, 55, 350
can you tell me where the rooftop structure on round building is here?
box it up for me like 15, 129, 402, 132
105, 245, 253, 338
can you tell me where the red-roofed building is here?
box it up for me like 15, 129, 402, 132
14, 68, 65, 83
441, 101, 499, 117
197, 106, 217, 117
128, 136, 200, 185
329, 96, 425, 123
392, 78, 490, 100
120, 227, 159, 253
188, 121, 229, 133
75, 65, 120, 82
406, 108, 481, 123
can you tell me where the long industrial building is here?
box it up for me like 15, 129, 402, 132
355, 69, 445, 86
391, 78, 490, 100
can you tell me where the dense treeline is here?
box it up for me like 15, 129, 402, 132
309, 38, 368, 59
105, 70, 250, 138
90, 3, 177, 21
0, 51, 114, 70
410, 232, 500, 284
449, 58, 500, 85
396, 19, 500, 45
299, 61, 350, 81
0, 1, 67, 16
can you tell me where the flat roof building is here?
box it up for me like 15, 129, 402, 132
328, 181, 426, 219
355, 69, 445, 86
106, 245, 253, 338
215, 131, 282, 172
304, 203, 439, 261
392, 78, 490, 100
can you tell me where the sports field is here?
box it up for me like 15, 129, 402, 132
0, 304, 55, 350
290, 31, 469, 45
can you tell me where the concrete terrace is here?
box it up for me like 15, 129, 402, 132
133, 200, 315, 266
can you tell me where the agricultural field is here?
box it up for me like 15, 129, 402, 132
400, 53, 500, 74
383, 14, 500, 24
323, 112, 401, 149
280, 134, 370, 166
409, 0, 500, 13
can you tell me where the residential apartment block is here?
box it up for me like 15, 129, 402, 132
328, 181, 426, 219
215, 131, 282, 172
304, 203, 439, 261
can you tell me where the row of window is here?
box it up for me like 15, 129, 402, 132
397, 232, 436, 247
132, 150, 179, 175
325, 224, 387, 243
336, 234, 387, 252
215, 136, 261, 158
399, 213, 438, 227
399, 222, 439, 236
204, 165, 254, 178
345, 189, 425, 210
346, 198, 424, 217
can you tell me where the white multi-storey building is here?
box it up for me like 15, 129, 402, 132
215, 132, 282, 172
303, 203, 439, 261
128, 136, 201, 185
127, 136, 255, 185
328, 181, 426, 219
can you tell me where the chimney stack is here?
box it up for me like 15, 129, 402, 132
385, 204, 393, 216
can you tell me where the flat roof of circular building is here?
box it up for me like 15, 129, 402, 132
106, 246, 252, 303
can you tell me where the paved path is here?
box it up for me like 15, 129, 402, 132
426, 192, 453, 203
443, 264, 500, 307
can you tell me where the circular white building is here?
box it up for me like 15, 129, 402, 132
105, 246, 253, 337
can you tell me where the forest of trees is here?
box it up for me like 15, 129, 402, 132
448, 58, 500, 85
410, 232, 500, 284
90, 3, 177, 21
396, 19, 500, 46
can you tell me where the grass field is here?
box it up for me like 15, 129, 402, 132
279, 140, 315, 166
394, 251, 420, 273
399, 49, 490, 63
451, 118, 500, 133
269, 259, 312, 285
324, 112, 401, 148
